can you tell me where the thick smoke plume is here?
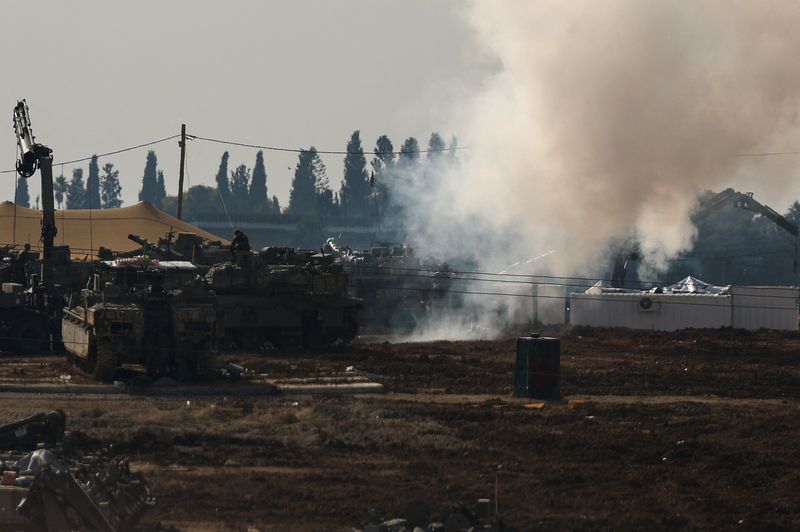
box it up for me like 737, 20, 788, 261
392, 1, 800, 339
424, 1, 800, 269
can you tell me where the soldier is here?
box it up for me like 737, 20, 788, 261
230, 229, 251, 260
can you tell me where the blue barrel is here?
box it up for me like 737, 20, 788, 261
513, 334, 560, 399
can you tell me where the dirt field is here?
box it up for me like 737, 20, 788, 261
1, 327, 799, 531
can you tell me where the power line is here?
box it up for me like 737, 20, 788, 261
1, 134, 180, 174
2, 230, 796, 299
738, 150, 800, 157
188, 133, 466, 156
346, 260, 800, 291
389, 285, 799, 311
344, 266, 794, 298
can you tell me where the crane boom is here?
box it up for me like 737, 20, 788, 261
692, 188, 798, 237
612, 188, 798, 288
12, 100, 57, 283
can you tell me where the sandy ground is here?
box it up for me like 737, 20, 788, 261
0, 327, 799, 531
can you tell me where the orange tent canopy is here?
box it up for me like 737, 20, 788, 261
0, 201, 227, 259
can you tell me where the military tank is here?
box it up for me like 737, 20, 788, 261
62, 258, 221, 381
206, 248, 362, 350
0, 282, 51, 354
327, 240, 456, 329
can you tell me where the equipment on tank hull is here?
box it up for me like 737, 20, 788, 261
62, 259, 220, 381
326, 240, 456, 329
205, 249, 362, 350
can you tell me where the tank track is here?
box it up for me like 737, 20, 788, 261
63, 314, 117, 381
92, 341, 118, 382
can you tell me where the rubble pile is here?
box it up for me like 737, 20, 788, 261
0, 410, 152, 531
353, 499, 513, 532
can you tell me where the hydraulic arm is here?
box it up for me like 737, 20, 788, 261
692, 188, 798, 237
13, 100, 57, 282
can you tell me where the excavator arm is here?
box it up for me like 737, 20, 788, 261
692, 188, 798, 237
13, 100, 57, 283
611, 188, 798, 288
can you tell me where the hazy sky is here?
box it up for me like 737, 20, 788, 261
0, 0, 487, 208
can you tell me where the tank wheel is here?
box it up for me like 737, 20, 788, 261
89, 345, 117, 382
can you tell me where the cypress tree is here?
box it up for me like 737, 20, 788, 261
66, 168, 86, 209
372, 135, 395, 217
215, 152, 230, 200
249, 150, 268, 209
339, 131, 370, 219
86, 155, 101, 209
156, 170, 167, 204
288, 148, 319, 216
138, 150, 159, 203
14, 176, 30, 207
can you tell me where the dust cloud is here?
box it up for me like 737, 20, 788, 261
435, 0, 800, 271
394, 1, 800, 338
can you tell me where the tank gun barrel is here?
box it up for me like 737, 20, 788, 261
127, 233, 151, 248
128, 233, 182, 260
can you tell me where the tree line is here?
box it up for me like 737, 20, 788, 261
14, 155, 123, 210
12, 129, 456, 227
158, 130, 457, 224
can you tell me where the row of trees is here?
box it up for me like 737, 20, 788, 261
282, 131, 455, 223
14, 155, 122, 210
158, 149, 281, 220
158, 130, 456, 224
12, 130, 456, 226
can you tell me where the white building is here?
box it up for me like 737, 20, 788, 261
570, 276, 798, 331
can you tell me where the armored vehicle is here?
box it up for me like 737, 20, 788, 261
0, 282, 51, 354
206, 248, 362, 349
62, 258, 220, 381
327, 241, 456, 328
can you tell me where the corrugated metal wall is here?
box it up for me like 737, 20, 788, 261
730, 286, 798, 330
570, 287, 799, 331
570, 293, 730, 331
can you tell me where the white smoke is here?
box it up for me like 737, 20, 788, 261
387, 1, 800, 339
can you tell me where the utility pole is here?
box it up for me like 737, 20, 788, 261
176, 123, 186, 220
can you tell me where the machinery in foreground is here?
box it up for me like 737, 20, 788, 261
0, 410, 151, 531
62, 257, 221, 381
